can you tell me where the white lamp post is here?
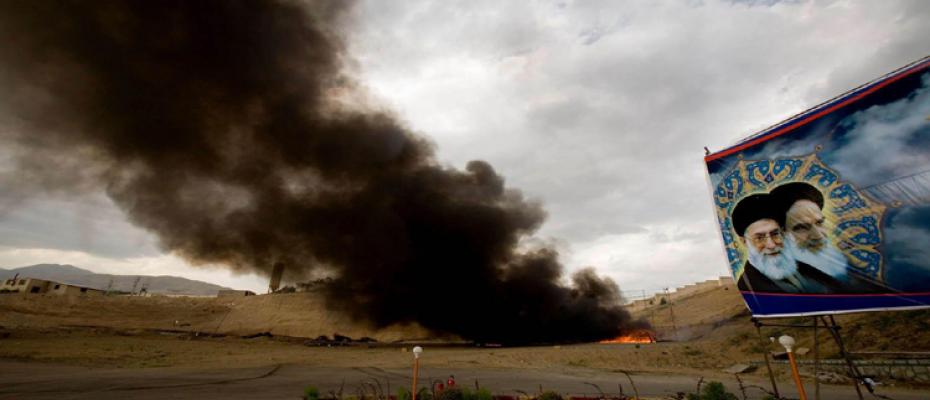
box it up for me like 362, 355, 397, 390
779, 335, 807, 400
411, 346, 423, 400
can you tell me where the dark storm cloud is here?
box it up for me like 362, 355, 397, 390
0, 0, 643, 344
346, 0, 930, 290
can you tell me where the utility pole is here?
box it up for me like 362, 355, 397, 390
664, 288, 678, 341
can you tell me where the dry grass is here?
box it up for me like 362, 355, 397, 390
2, 286, 929, 378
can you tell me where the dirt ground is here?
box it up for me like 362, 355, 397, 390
0, 291, 768, 375
0, 325, 757, 375
2, 288, 930, 399
0, 292, 430, 341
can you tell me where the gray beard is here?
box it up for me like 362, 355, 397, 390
747, 245, 798, 280
787, 235, 849, 279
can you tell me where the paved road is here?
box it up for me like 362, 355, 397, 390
0, 361, 925, 399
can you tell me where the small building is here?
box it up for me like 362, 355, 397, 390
1, 277, 52, 294
0, 277, 103, 296
48, 282, 104, 296
217, 289, 256, 297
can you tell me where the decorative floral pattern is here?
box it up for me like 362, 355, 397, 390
713, 153, 886, 281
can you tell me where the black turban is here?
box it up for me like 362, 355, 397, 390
731, 193, 778, 237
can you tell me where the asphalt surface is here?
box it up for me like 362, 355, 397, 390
0, 360, 926, 400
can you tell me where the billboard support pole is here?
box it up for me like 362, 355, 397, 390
821, 315, 865, 400
755, 316, 869, 399
752, 319, 780, 398
813, 316, 820, 400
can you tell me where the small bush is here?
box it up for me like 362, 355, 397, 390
398, 388, 432, 400
461, 388, 492, 400
436, 388, 465, 400
537, 391, 563, 400
417, 387, 433, 400
685, 381, 738, 400
303, 385, 319, 400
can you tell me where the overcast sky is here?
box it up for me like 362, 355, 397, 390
2, 0, 929, 297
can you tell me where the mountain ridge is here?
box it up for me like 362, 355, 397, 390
0, 263, 232, 296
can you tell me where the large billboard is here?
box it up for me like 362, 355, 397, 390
705, 57, 930, 317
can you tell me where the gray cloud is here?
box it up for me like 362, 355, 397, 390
828, 74, 930, 185
3, 0, 930, 296
0, 195, 159, 259
346, 0, 930, 292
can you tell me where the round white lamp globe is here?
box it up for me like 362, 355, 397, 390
778, 335, 796, 352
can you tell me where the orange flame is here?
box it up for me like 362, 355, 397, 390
599, 329, 655, 344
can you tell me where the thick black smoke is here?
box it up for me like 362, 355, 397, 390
0, 0, 645, 344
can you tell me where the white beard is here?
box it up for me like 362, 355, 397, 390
747, 245, 798, 281
787, 235, 849, 279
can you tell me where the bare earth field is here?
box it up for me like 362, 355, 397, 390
2, 289, 929, 399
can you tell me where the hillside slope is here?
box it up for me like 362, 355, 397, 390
0, 264, 230, 296
0, 291, 430, 342
632, 281, 930, 358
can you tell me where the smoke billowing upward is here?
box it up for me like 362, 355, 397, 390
0, 0, 644, 344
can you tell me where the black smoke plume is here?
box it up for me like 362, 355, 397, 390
0, 0, 645, 344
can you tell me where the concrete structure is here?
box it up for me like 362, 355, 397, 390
217, 289, 256, 297
750, 358, 930, 384
1, 277, 104, 296
625, 276, 735, 312
269, 262, 285, 293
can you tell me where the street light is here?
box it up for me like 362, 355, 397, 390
412, 346, 423, 400
779, 335, 807, 400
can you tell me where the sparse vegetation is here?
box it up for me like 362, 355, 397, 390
536, 391, 563, 400
435, 387, 464, 400
304, 385, 320, 400
416, 387, 432, 400
469, 388, 492, 400
685, 381, 738, 400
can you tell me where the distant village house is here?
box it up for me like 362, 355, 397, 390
216, 289, 256, 297
0, 277, 104, 296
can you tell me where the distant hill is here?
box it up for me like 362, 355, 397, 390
0, 264, 231, 296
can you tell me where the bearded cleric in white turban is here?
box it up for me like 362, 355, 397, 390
771, 182, 888, 293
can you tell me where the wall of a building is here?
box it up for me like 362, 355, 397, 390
2, 279, 103, 296
23, 279, 52, 294
626, 276, 736, 312
217, 290, 255, 297
1, 278, 30, 292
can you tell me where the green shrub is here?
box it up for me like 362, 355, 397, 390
398, 388, 412, 400
304, 385, 319, 400
537, 391, 563, 400
460, 387, 492, 400
416, 387, 433, 400
436, 388, 465, 400
685, 381, 737, 400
